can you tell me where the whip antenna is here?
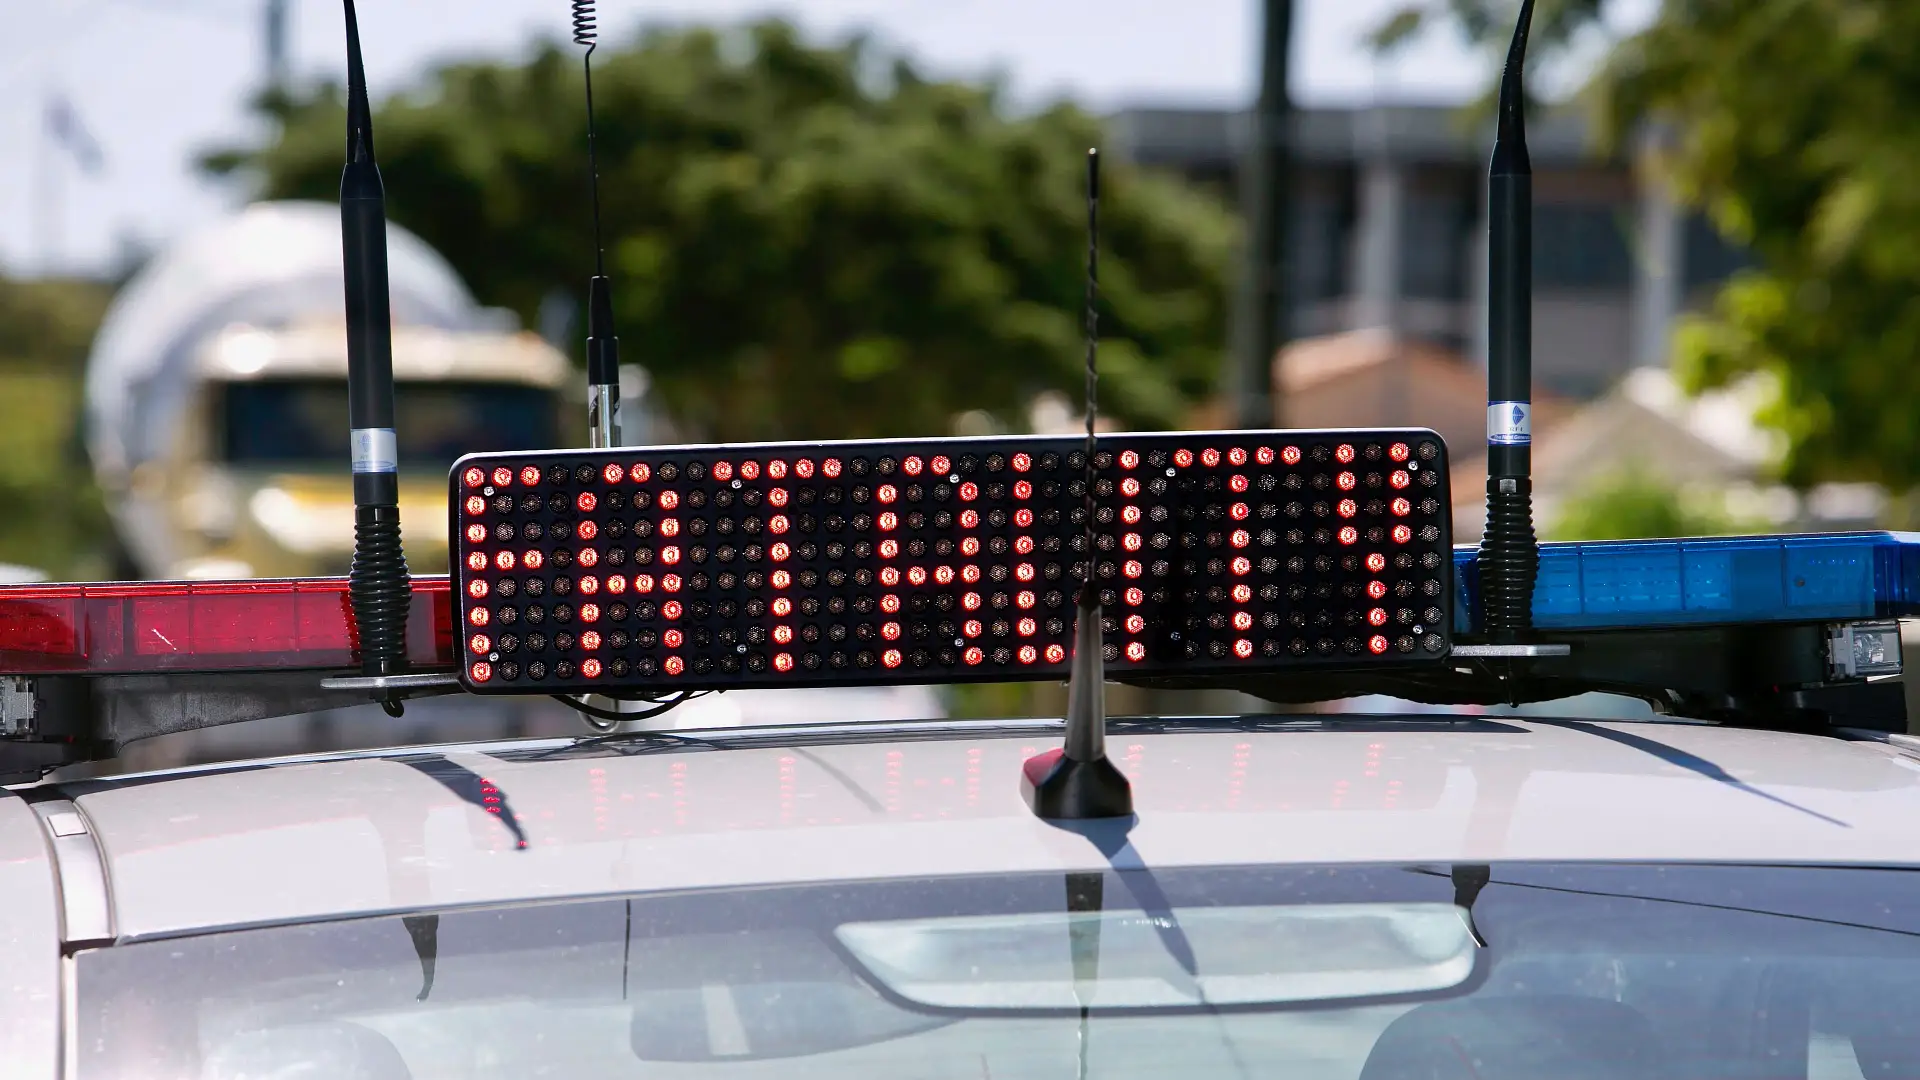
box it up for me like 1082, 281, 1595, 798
1022, 147, 1133, 821
573, 0, 621, 447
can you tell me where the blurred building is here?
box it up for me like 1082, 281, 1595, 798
1110, 104, 1748, 400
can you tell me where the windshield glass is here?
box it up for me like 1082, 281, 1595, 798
74, 862, 1920, 1078
219, 378, 559, 470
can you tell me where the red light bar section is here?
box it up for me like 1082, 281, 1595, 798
0, 578, 455, 675
451, 431, 1453, 695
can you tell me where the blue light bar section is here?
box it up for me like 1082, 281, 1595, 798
1452, 532, 1920, 634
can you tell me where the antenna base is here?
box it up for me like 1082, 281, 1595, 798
1478, 478, 1538, 643
1021, 747, 1134, 820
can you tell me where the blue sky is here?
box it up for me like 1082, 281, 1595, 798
0, 0, 1652, 278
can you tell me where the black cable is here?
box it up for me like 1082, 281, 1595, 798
552, 691, 708, 728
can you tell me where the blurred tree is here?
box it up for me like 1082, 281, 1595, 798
1548, 466, 1756, 541
206, 21, 1234, 442
1372, 1, 1920, 490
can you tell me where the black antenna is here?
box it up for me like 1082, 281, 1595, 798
573, 0, 621, 448
1478, 0, 1538, 643
339, 0, 411, 716
1021, 148, 1132, 821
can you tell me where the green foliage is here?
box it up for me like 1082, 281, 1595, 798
207, 21, 1234, 442
0, 276, 111, 371
1548, 466, 1758, 541
1373, 1, 1920, 491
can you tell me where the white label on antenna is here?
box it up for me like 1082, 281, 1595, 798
351, 428, 398, 473
1487, 402, 1530, 446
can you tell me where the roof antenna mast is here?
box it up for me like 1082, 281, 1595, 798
339, 0, 412, 716
1022, 148, 1133, 821
1479, 0, 1539, 645
573, 0, 621, 448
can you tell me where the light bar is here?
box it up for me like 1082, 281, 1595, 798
0, 578, 452, 675
1453, 532, 1920, 632
449, 432, 1457, 694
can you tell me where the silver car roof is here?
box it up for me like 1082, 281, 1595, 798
18, 716, 1920, 942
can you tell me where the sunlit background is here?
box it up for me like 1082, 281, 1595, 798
3, 0, 1910, 766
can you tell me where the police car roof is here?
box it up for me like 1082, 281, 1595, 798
13, 715, 1920, 943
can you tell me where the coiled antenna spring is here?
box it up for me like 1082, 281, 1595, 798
572, 0, 606, 276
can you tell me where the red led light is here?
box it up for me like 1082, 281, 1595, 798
712, 461, 734, 482
468, 552, 489, 571
1014, 645, 1035, 665
935, 566, 955, 585
664, 629, 684, 648
903, 456, 923, 476
1126, 613, 1146, 633
964, 646, 984, 665
463, 467, 485, 487
1120, 477, 1141, 497
1390, 443, 1411, 462
468, 606, 490, 627
1231, 529, 1251, 547
1013, 480, 1032, 500
1337, 500, 1357, 518
662, 574, 682, 592
883, 539, 905, 559
608, 575, 627, 594
1369, 608, 1388, 627
774, 652, 795, 672
932, 455, 951, 475
770, 515, 790, 535
467, 578, 489, 599
469, 633, 491, 655
659, 490, 680, 510
1233, 611, 1254, 631
629, 463, 651, 483
577, 492, 597, 512
470, 661, 492, 682
964, 619, 983, 637
1123, 533, 1143, 551
1014, 536, 1035, 555
1281, 446, 1302, 465
1229, 474, 1249, 493
1393, 525, 1413, 544
578, 574, 599, 594
769, 489, 788, 508
665, 656, 685, 675
961, 564, 981, 583
523, 550, 544, 569
1226, 447, 1247, 467
602, 463, 624, 484
466, 524, 486, 543
660, 519, 680, 539
1046, 644, 1067, 663
522, 466, 543, 486
1230, 503, 1250, 521
660, 545, 681, 564
663, 601, 683, 620
772, 570, 792, 588
908, 566, 928, 586
1231, 557, 1252, 575
1015, 508, 1034, 527
960, 538, 980, 557
1336, 472, 1357, 491
1255, 446, 1275, 465
1120, 450, 1140, 469
768, 460, 789, 479
1015, 563, 1036, 582
1013, 453, 1032, 472
963, 592, 983, 611
465, 496, 486, 516
1202, 448, 1221, 467
878, 484, 898, 504
878, 512, 899, 532
1235, 638, 1255, 659
581, 630, 602, 649
773, 625, 794, 645
959, 482, 979, 501
492, 467, 514, 487
824, 458, 842, 478
880, 594, 901, 614
1392, 498, 1412, 516
960, 511, 980, 530
1126, 642, 1148, 662
772, 542, 792, 561
1369, 580, 1388, 599
772, 597, 793, 616
1123, 560, 1143, 578
880, 648, 903, 669
1338, 527, 1359, 545
795, 459, 815, 479
634, 574, 655, 593
1232, 584, 1253, 603
1174, 449, 1194, 468
740, 461, 760, 481
1391, 470, 1411, 489
1016, 590, 1036, 609
1125, 587, 1145, 605
882, 622, 902, 640
578, 520, 599, 541
1336, 444, 1356, 464
1367, 553, 1388, 572
582, 658, 602, 678
1369, 635, 1390, 655
491, 550, 515, 573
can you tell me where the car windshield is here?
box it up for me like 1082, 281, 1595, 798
75, 862, 1920, 1079
219, 378, 559, 471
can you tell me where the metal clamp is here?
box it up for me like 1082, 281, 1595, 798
319, 671, 462, 692
1450, 644, 1572, 658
